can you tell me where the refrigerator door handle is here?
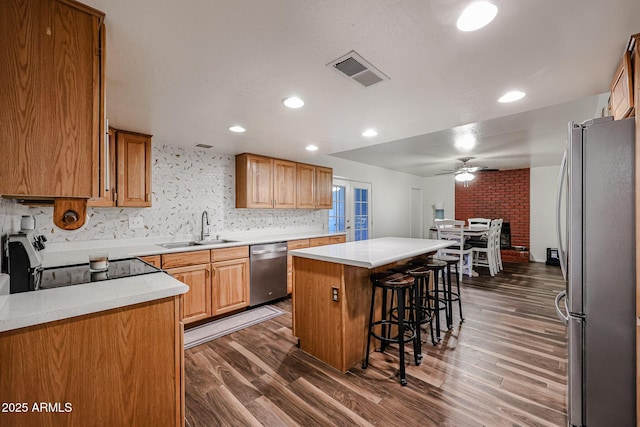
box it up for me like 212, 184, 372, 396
554, 290, 568, 325
555, 150, 568, 282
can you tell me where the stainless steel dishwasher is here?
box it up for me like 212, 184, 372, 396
249, 242, 288, 306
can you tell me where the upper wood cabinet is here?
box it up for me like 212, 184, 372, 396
296, 164, 333, 209
296, 164, 316, 209
236, 154, 275, 208
117, 130, 152, 207
273, 159, 297, 208
0, 0, 104, 199
610, 50, 634, 120
236, 153, 332, 209
89, 128, 152, 207
315, 166, 333, 209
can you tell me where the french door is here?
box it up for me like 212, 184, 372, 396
329, 179, 372, 242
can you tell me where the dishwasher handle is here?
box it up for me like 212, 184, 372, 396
250, 244, 288, 260
252, 247, 288, 255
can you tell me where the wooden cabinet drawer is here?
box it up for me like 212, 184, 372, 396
139, 255, 161, 268
288, 239, 310, 250
329, 235, 346, 244
309, 237, 330, 247
162, 250, 210, 269
211, 246, 249, 262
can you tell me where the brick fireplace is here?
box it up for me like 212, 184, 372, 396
455, 168, 530, 263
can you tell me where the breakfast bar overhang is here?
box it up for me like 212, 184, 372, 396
289, 237, 454, 373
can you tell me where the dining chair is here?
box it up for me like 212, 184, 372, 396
493, 218, 503, 271
470, 219, 500, 276
467, 218, 491, 227
466, 218, 490, 246
434, 219, 473, 280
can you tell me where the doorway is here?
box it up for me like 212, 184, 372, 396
329, 179, 372, 242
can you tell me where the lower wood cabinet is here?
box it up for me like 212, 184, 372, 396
287, 235, 347, 294
0, 297, 184, 427
162, 247, 249, 325
287, 239, 311, 294
167, 264, 211, 324
212, 258, 249, 315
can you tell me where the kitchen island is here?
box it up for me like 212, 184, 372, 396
0, 272, 188, 427
290, 237, 453, 373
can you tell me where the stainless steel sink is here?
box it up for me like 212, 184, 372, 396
194, 239, 237, 245
159, 239, 237, 249
159, 241, 200, 249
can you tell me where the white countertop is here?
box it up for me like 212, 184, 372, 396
42, 231, 346, 268
1, 230, 344, 333
0, 272, 188, 333
289, 237, 454, 269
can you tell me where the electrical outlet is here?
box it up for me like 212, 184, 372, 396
128, 216, 144, 229
331, 287, 339, 302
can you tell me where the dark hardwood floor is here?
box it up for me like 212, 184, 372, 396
184, 262, 567, 426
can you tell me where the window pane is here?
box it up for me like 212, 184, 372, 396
362, 202, 367, 215
361, 189, 368, 202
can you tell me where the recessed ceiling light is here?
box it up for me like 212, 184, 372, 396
282, 96, 304, 109
305, 144, 318, 151
229, 125, 246, 133
456, 1, 498, 32
455, 135, 476, 151
498, 90, 526, 103
362, 129, 378, 137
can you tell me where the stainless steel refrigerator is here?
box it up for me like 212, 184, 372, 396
555, 116, 636, 426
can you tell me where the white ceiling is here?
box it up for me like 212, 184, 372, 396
86, 0, 639, 177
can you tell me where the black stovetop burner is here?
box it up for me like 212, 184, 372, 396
40, 257, 162, 290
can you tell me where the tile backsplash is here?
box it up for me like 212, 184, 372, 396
16, 144, 325, 243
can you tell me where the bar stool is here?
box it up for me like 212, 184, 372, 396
410, 258, 448, 341
390, 264, 436, 348
433, 254, 465, 327
363, 271, 419, 386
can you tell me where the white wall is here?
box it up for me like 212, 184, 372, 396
422, 175, 455, 235
530, 165, 561, 262
315, 156, 425, 238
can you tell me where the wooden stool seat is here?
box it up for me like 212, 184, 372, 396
364, 271, 420, 386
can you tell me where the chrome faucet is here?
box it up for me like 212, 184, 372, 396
201, 211, 210, 241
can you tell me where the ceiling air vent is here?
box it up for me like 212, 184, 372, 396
327, 50, 389, 88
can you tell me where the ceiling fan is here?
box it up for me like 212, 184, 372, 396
436, 158, 498, 186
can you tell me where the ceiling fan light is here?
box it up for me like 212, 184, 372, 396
455, 171, 475, 182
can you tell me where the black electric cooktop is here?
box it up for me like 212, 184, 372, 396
40, 258, 162, 289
